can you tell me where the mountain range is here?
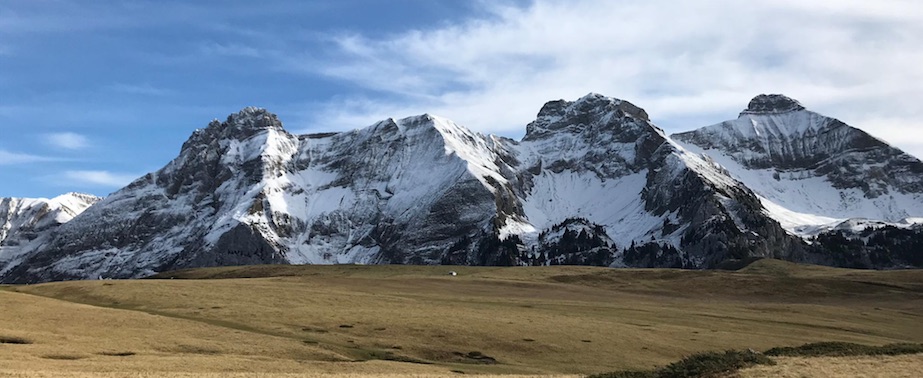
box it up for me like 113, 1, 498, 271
2, 94, 921, 283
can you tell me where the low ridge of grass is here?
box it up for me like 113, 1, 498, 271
365, 350, 432, 365
714, 257, 765, 271
589, 350, 774, 378
764, 341, 923, 358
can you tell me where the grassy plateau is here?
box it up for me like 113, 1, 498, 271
0, 259, 921, 377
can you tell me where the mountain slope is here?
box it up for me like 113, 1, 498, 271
506, 94, 803, 268
672, 94, 923, 235
2, 109, 521, 282
3, 94, 919, 283
672, 94, 923, 268
0, 193, 100, 276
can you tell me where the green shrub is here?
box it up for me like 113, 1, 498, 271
658, 350, 775, 378
765, 342, 923, 357
588, 349, 774, 378
591, 342, 923, 378
587, 371, 655, 378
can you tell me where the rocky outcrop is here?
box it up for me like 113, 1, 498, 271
742, 94, 806, 114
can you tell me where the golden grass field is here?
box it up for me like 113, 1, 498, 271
739, 353, 923, 378
0, 259, 921, 377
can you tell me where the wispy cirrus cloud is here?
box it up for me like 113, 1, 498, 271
62, 170, 139, 188
45, 132, 90, 150
0, 149, 58, 165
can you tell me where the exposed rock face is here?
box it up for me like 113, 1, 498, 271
533, 218, 615, 266
2, 94, 921, 283
743, 94, 806, 114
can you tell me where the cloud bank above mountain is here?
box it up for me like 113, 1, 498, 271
303, 0, 923, 158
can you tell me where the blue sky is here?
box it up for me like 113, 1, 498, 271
2, 0, 922, 198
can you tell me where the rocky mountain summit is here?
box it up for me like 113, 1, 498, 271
673, 94, 923, 268
673, 94, 923, 229
2, 94, 921, 283
674, 94, 922, 200
741, 94, 806, 114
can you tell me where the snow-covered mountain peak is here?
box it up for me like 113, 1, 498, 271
1, 193, 100, 275
226, 106, 281, 128
685, 110, 836, 147
216, 107, 283, 132
47, 193, 103, 221
169, 107, 297, 179
51, 192, 101, 203
673, 96, 923, 238
742, 94, 805, 115
673, 104, 865, 171
385, 114, 512, 190
363, 114, 460, 137
525, 93, 653, 142
393, 114, 448, 134
190, 107, 285, 146
360, 114, 473, 147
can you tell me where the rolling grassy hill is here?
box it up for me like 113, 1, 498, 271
1, 259, 921, 377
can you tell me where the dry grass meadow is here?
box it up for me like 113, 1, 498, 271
739, 353, 923, 378
1, 259, 921, 377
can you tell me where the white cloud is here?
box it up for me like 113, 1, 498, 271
298, 0, 923, 156
45, 132, 89, 150
62, 170, 138, 188
0, 149, 57, 165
